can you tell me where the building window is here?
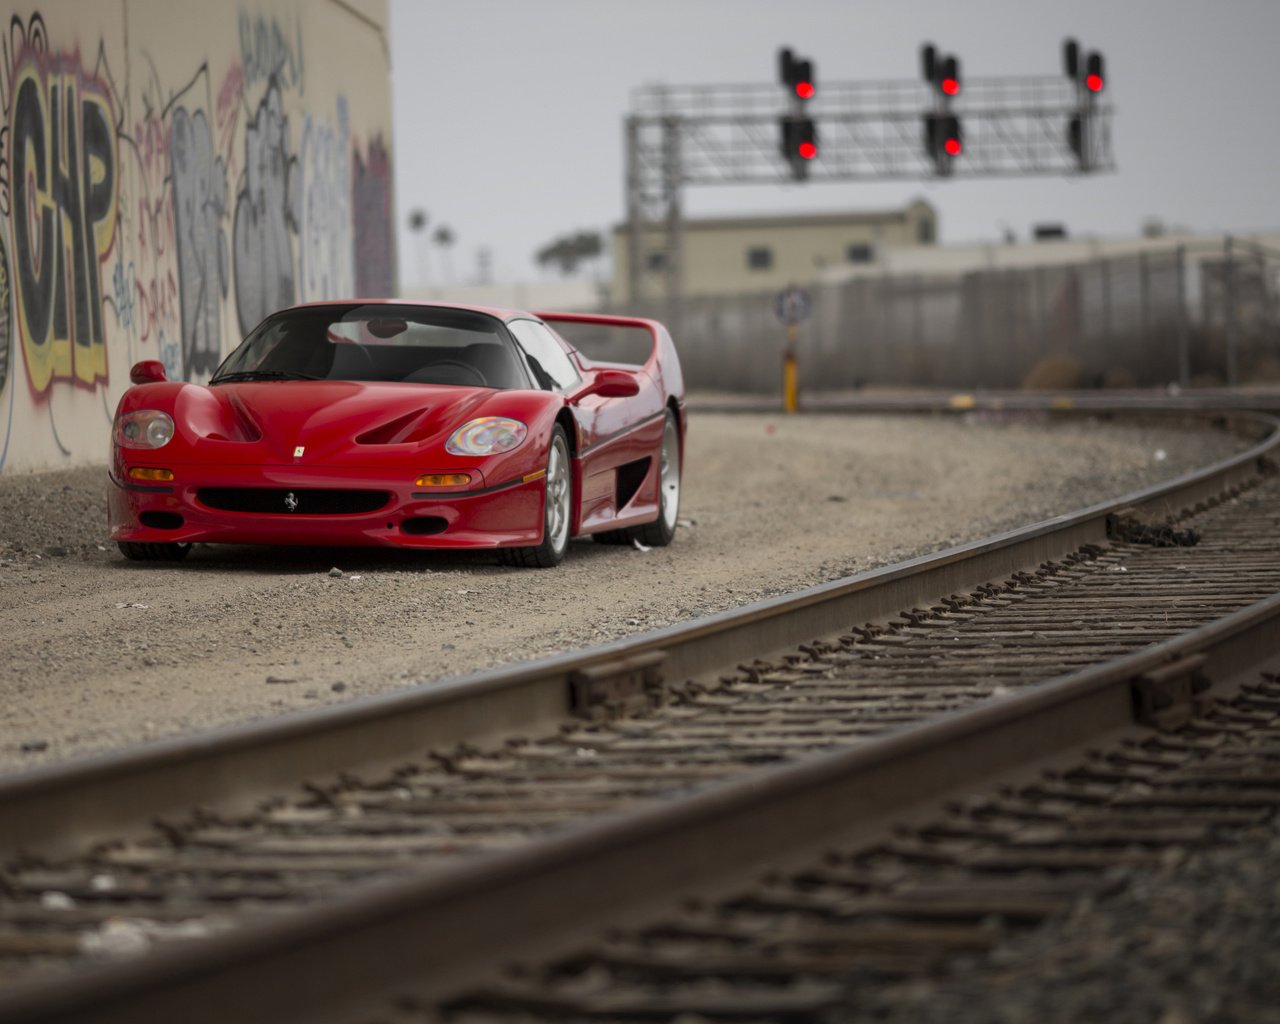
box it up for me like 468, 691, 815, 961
846, 243, 874, 263
917, 218, 935, 244
747, 246, 773, 270
645, 252, 667, 272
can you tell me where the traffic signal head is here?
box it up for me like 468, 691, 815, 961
779, 48, 816, 100
780, 116, 818, 178
1063, 38, 1079, 79
1084, 52, 1105, 92
921, 43, 961, 97
1064, 39, 1105, 94
924, 113, 962, 171
781, 117, 817, 157
939, 56, 960, 96
795, 65, 815, 100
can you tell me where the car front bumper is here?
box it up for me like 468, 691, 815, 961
108, 462, 546, 549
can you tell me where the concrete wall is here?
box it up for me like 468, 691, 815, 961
0, 0, 395, 475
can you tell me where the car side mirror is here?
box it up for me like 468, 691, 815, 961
130, 360, 168, 385
570, 368, 640, 404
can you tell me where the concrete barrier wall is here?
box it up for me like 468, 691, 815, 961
0, 0, 395, 474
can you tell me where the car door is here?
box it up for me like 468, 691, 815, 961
507, 319, 660, 531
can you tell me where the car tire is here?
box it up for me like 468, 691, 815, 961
593, 409, 681, 548
118, 541, 192, 562
499, 425, 572, 568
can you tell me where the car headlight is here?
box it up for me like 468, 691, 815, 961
445, 417, 528, 456
115, 409, 175, 449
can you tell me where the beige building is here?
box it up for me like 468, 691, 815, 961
612, 199, 937, 301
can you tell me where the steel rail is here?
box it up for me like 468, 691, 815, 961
5, 537, 1280, 1023
0, 410, 1275, 863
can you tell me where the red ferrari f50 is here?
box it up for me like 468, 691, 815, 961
108, 302, 685, 567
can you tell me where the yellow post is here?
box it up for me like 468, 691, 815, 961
783, 323, 799, 413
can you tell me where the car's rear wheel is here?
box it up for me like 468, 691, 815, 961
118, 541, 192, 562
594, 408, 681, 548
499, 425, 571, 568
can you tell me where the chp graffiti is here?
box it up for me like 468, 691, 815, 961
8, 47, 117, 394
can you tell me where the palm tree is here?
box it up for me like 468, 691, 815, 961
407, 209, 430, 287
433, 225, 456, 285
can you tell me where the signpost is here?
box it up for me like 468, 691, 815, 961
775, 285, 811, 413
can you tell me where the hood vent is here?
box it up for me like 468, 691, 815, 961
356, 407, 435, 446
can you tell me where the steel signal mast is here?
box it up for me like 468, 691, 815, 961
623, 41, 1114, 314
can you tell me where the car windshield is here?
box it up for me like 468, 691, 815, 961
211, 305, 531, 390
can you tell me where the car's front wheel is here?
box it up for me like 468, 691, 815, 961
118, 541, 192, 562
499, 424, 572, 568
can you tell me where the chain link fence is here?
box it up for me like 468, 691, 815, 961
618, 239, 1280, 393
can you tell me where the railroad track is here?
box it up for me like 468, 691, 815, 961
1, 409, 1279, 1023
440, 668, 1280, 1023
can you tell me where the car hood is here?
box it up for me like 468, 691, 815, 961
185, 380, 499, 465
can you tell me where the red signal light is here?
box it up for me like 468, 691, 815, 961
941, 77, 960, 96
798, 141, 817, 160
1084, 72, 1103, 92
944, 137, 962, 157
795, 81, 815, 100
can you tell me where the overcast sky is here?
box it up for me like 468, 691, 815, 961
388, 0, 1280, 289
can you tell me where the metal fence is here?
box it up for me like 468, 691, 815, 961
616, 238, 1280, 393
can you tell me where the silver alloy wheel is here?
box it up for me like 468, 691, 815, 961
659, 413, 680, 531
546, 433, 571, 553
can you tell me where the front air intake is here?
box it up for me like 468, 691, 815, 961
139, 511, 184, 530
197, 489, 391, 515
401, 517, 449, 536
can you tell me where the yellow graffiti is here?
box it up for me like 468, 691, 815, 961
10, 61, 117, 394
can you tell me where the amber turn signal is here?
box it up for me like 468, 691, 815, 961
415, 473, 472, 487
128, 467, 175, 482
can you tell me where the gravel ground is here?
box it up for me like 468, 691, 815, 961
0, 411, 1248, 773
862, 813, 1280, 1024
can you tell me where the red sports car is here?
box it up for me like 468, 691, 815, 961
108, 302, 685, 567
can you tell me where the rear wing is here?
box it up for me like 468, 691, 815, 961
535, 311, 684, 400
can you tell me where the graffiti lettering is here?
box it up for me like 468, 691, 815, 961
232, 79, 297, 336
353, 135, 393, 297
239, 12, 303, 92
157, 328, 180, 383
111, 258, 134, 330
215, 63, 244, 163
171, 106, 228, 378
10, 57, 117, 394
0, 237, 10, 396
135, 271, 179, 350
298, 98, 352, 301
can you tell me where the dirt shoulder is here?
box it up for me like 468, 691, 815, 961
0, 411, 1247, 774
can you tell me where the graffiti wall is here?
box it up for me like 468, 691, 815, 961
0, 0, 395, 473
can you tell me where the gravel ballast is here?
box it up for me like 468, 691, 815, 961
0, 411, 1249, 773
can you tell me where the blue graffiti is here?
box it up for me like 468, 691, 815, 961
157, 328, 182, 383
112, 259, 135, 331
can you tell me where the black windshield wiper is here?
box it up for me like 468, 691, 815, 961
209, 370, 324, 384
